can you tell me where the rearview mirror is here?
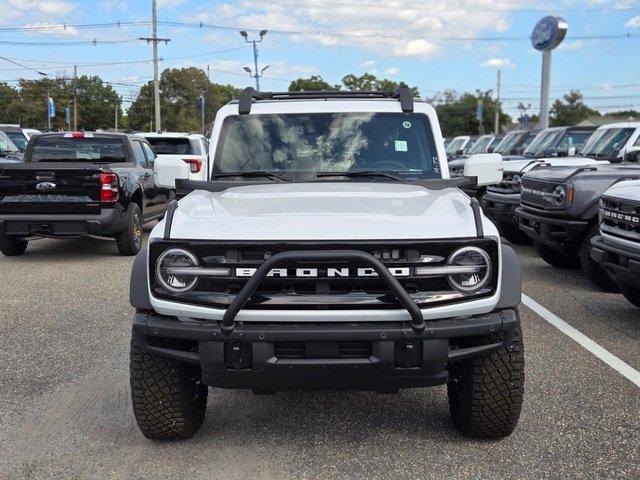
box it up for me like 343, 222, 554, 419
463, 154, 503, 187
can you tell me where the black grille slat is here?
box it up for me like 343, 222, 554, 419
274, 341, 372, 359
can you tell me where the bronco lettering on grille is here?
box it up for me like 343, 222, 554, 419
235, 267, 411, 278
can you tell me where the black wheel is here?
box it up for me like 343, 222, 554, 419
115, 203, 142, 256
130, 329, 208, 440
618, 281, 640, 308
499, 222, 532, 245
448, 319, 525, 439
0, 235, 28, 256
534, 241, 580, 269
578, 226, 619, 293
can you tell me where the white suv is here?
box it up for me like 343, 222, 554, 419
129, 89, 524, 441
141, 132, 209, 187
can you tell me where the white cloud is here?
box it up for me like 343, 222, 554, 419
189, 0, 532, 59
626, 16, 640, 27
359, 60, 376, 68
100, 0, 127, 11
23, 22, 78, 36
558, 40, 585, 50
0, 0, 75, 24
158, 0, 186, 6
385, 67, 399, 75
481, 58, 514, 69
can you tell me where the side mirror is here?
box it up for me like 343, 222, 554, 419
487, 146, 495, 153
624, 149, 640, 163
455, 148, 464, 156
463, 154, 503, 187
153, 156, 191, 189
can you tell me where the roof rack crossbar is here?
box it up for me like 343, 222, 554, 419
236, 87, 415, 114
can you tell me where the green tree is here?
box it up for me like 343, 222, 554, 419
127, 67, 241, 132
1, 76, 121, 131
434, 90, 511, 137
288, 75, 338, 91
550, 90, 599, 127
341, 73, 420, 96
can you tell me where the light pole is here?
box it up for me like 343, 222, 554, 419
239, 30, 268, 91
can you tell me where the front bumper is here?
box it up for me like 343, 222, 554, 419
591, 235, 640, 283
132, 308, 519, 391
516, 207, 589, 250
482, 191, 521, 227
0, 207, 125, 237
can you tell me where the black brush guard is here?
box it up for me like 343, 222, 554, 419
220, 249, 426, 333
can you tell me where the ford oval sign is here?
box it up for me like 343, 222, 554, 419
36, 182, 57, 191
531, 16, 568, 51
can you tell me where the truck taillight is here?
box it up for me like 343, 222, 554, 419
99, 172, 119, 202
182, 158, 202, 174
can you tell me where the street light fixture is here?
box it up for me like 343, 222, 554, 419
239, 30, 269, 91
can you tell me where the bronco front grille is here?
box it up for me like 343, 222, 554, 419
521, 178, 560, 209
149, 239, 499, 310
600, 196, 640, 242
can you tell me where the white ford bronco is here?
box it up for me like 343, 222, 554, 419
129, 88, 524, 441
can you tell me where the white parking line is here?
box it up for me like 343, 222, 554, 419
522, 293, 640, 389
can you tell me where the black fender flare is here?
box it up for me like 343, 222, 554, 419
130, 247, 152, 310
496, 244, 521, 309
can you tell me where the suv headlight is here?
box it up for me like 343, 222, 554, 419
512, 174, 522, 192
446, 246, 491, 293
156, 248, 199, 293
552, 185, 566, 205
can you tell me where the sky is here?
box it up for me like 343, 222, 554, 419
0, 0, 639, 118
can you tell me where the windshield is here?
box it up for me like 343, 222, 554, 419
213, 112, 442, 180
580, 128, 635, 158
445, 137, 466, 155
0, 131, 19, 152
146, 137, 193, 155
493, 131, 521, 155
4, 131, 27, 150
31, 136, 127, 162
523, 129, 562, 156
467, 135, 494, 155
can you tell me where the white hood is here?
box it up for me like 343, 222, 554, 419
504, 156, 609, 174
159, 182, 489, 241
604, 179, 640, 202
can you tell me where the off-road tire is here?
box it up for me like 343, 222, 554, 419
130, 330, 208, 440
534, 241, 580, 269
499, 222, 532, 245
618, 281, 640, 308
578, 226, 619, 293
0, 235, 28, 256
116, 203, 142, 256
448, 322, 524, 439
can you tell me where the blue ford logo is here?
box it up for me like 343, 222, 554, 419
531, 16, 568, 51
36, 182, 57, 191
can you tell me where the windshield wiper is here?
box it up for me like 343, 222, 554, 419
316, 170, 407, 181
212, 171, 292, 182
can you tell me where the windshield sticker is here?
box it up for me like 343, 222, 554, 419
394, 140, 408, 152
432, 156, 440, 174
402, 121, 412, 129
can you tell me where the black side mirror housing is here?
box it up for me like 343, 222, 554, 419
624, 150, 640, 163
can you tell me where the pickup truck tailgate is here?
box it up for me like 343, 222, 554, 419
0, 163, 104, 214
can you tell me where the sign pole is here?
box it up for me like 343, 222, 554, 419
530, 16, 567, 130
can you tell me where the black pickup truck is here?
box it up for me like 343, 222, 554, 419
0, 132, 171, 256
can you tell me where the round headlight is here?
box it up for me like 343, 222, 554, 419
512, 174, 522, 191
156, 248, 199, 293
553, 185, 566, 205
446, 247, 492, 293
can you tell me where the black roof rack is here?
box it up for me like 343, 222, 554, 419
237, 87, 415, 115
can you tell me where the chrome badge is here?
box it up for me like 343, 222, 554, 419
36, 182, 57, 191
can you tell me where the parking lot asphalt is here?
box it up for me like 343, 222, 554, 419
1, 232, 639, 479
